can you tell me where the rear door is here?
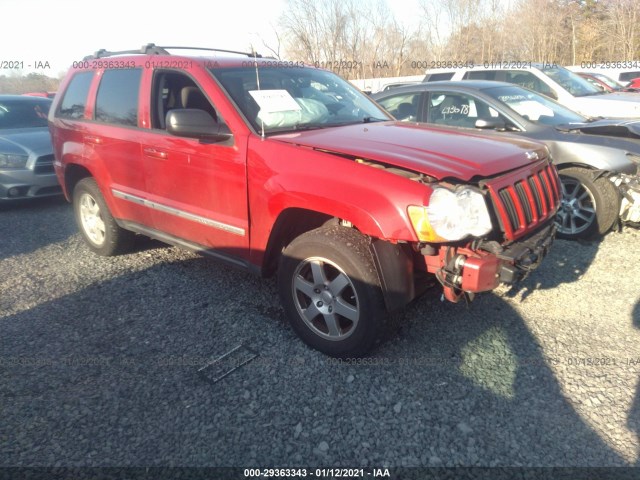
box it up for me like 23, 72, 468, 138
82, 68, 150, 226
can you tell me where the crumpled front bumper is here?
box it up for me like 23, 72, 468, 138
425, 222, 556, 302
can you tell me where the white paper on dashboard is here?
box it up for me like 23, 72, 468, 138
249, 90, 302, 113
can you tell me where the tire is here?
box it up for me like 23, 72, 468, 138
555, 168, 620, 240
72, 178, 134, 256
278, 226, 389, 358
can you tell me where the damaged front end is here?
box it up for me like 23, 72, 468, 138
421, 223, 555, 303
414, 159, 561, 304
610, 173, 640, 226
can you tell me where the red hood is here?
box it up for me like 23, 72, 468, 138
271, 121, 547, 181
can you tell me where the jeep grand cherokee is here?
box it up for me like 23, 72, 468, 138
49, 45, 560, 357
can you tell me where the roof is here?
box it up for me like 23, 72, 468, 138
76, 43, 276, 69
371, 80, 519, 97
425, 63, 553, 74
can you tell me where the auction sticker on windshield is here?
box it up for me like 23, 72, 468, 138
249, 90, 301, 113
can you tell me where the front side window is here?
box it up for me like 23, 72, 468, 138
95, 69, 142, 126
376, 93, 421, 121
427, 91, 503, 128
211, 66, 390, 134
151, 70, 222, 130
58, 71, 94, 119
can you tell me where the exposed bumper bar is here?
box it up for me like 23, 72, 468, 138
424, 222, 556, 302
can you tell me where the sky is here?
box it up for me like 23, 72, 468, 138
0, 0, 423, 76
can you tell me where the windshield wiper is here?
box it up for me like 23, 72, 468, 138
266, 122, 332, 134
331, 117, 388, 127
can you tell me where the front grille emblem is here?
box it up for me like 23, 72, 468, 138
526, 151, 539, 161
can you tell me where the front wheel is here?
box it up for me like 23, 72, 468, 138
73, 178, 134, 256
278, 226, 389, 358
555, 168, 620, 240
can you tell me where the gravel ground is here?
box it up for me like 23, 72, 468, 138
1, 198, 639, 471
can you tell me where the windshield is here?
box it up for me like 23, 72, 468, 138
591, 73, 623, 90
210, 66, 390, 134
541, 66, 601, 97
0, 98, 51, 129
483, 85, 587, 125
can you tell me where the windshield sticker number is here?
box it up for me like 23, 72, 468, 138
498, 95, 527, 102
249, 89, 301, 113
442, 104, 469, 115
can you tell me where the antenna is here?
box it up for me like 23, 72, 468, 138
251, 45, 265, 139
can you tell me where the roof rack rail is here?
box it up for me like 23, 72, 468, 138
83, 43, 262, 60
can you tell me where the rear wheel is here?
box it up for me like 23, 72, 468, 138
278, 226, 388, 358
73, 178, 134, 256
555, 167, 619, 240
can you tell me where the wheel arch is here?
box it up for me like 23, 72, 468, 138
263, 209, 417, 313
261, 207, 337, 277
64, 163, 93, 201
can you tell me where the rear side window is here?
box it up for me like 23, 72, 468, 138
95, 69, 142, 126
619, 71, 640, 83
58, 71, 94, 119
464, 70, 497, 80
425, 72, 455, 82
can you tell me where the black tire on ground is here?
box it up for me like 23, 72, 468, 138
277, 226, 389, 358
556, 167, 620, 240
72, 178, 134, 256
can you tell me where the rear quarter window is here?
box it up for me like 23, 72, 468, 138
58, 71, 94, 119
619, 71, 640, 83
463, 71, 497, 80
95, 69, 142, 126
425, 72, 455, 82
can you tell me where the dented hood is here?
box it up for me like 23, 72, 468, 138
271, 121, 546, 181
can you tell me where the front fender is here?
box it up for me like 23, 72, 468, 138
247, 139, 434, 258
549, 140, 638, 175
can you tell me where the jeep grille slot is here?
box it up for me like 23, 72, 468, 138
488, 163, 561, 240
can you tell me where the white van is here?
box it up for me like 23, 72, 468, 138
424, 64, 640, 118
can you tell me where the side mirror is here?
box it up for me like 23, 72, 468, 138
166, 109, 232, 142
475, 118, 506, 130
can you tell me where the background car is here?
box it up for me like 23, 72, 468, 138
575, 72, 638, 93
0, 95, 61, 201
566, 66, 640, 87
423, 64, 640, 119
629, 78, 640, 89
373, 81, 640, 239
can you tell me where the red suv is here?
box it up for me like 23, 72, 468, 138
49, 45, 560, 357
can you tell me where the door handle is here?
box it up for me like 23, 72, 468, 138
143, 148, 168, 159
84, 135, 103, 144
